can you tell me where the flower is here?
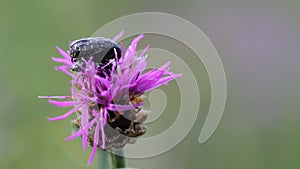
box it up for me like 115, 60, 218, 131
39, 33, 182, 166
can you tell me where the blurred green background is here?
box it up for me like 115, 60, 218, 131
1, 0, 300, 169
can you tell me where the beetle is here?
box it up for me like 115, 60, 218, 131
69, 37, 121, 72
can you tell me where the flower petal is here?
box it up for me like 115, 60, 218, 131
113, 30, 124, 42
101, 109, 108, 149
38, 96, 71, 99
81, 104, 89, 151
47, 104, 81, 121
143, 74, 183, 93
65, 117, 98, 141
107, 102, 144, 112
51, 57, 70, 65
48, 100, 78, 107
140, 44, 150, 57
87, 143, 98, 166
55, 64, 73, 74
56, 46, 70, 60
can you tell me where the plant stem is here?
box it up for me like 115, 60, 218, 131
110, 149, 126, 169
98, 149, 110, 169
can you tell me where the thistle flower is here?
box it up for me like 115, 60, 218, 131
40, 33, 182, 166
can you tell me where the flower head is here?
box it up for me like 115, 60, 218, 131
40, 33, 182, 166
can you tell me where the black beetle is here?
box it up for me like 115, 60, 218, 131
69, 37, 121, 72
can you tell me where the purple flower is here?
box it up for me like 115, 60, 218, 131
40, 33, 182, 166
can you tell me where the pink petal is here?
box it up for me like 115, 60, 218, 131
101, 109, 108, 149
81, 104, 89, 151
55, 65, 74, 77
38, 96, 71, 99
120, 42, 125, 56
65, 129, 84, 141
47, 104, 81, 121
87, 143, 98, 166
94, 116, 101, 147
113, 30, 124, 42
131, 34, 144, 51
65, 117, 98, 141
140, 44, 150, 57
48, 100, 78, 107
144, 74, 183, 93
107, 102, 144, 112
51, 57, 71, 66
56, 46, 70, 60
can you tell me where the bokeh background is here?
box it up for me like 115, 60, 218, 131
1, 0, 300, 169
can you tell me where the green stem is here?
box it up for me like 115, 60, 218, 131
98, 149, 110, 169
110, 149, 126, 169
